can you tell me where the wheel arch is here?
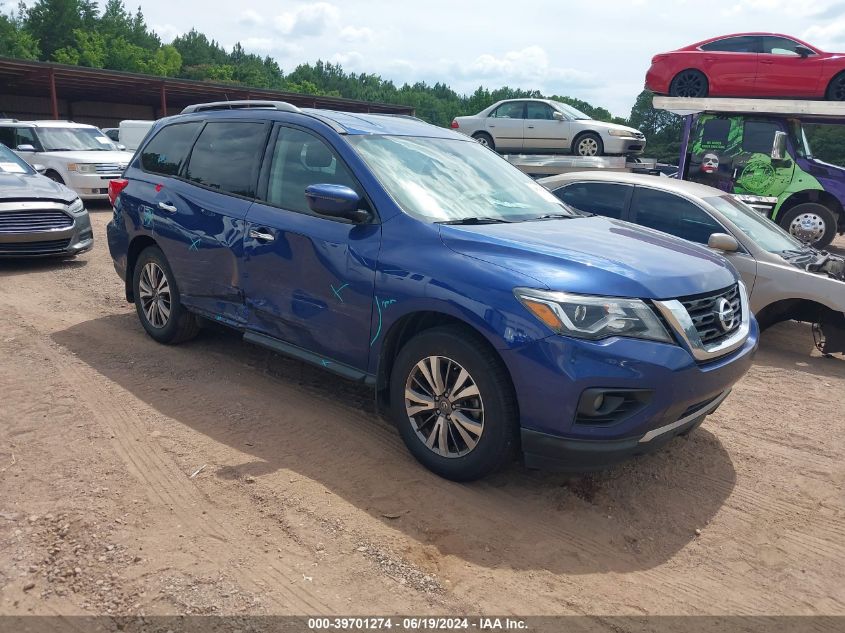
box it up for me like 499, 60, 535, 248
670, 67, 710, 94
570, 130, 603, 154
825, 69, 845, 98
125, 235, 159, 302
755, 297, 840, 330
375, 310, 519, 416
776, 190, 843, 226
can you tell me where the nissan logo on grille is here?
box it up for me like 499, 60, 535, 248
716, 297, 735, 332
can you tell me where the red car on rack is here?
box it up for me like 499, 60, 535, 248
646, 33, 845, 100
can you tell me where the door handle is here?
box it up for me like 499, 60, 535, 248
761, 60, 774, 64
488, 124, 496, 128
249, 228, 275, 243
527, 125, 535, 129
158, 201, 177, 213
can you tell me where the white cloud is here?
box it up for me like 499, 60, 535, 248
340, 26, 375, 43
274, 2, 340, 38
239, 9, 263, 27
240, 37, 273, 52
803, 20, 845, 49
330, 51, 366, 69
448, 46, 596, 90
152, 23, 182, 43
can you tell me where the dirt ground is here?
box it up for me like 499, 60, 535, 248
1, 206, 844, 621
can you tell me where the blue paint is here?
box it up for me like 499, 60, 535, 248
369, 295, 383, 347
331, 283, 349, 302
189, 237, 201, 251
142, 207, 153, 228
381, 298, 396, 309
321, 359, 332, 367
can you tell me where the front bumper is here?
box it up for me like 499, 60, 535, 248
0, 212, 93, 258
503, 318, 759, 471
603, 136, 647, 155
66, 172, 122, 199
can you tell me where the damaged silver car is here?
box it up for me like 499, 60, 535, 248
540, 172, 845, 354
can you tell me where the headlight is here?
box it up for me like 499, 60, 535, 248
67, 163, 98, 173
607, 129, 636, 137
67, 198, 85, 215
514, 288, 673, 343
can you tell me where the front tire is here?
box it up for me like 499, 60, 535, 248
389, 326, 517, 481
132, 246, 200, 344
472, 132, 496, 151
573, 132, 604, 157
669, 69, 709, 97
779, 203, 838, 248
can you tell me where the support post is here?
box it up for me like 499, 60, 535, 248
160, 83, 168, 118
49, 68, 59, 120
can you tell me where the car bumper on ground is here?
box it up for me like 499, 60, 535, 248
503, 319, 759, 471
0, 210, 94, 258
66, 172, 122, 200
603, 136, 647, 155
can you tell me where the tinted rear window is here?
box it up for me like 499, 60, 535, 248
185, 122, 267, 197
140, 122, 202, 176
742, 121, 779, 154
700, 36, 759, 52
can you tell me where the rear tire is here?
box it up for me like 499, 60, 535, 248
826, 72, 845, 100
779, 203, 838, 248
472, 132, 496, 151
389, 325, 517, 481
573, 132, 604, 157
669, 69, 709, 97
132, 246, 200, 344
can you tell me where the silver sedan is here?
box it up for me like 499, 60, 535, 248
451, 98, 646, 156
540, 171, 845, 354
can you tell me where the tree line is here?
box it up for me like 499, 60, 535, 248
2, 0, 843, 166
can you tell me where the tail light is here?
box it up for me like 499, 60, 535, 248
108, 178, 128, 206
450, 119, 459, 129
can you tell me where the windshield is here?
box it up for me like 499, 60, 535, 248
705, 195, 804, 253
0, 143, 34, 174
789, 120, 813, 158
348, 135, 577, 223
551, 101, 591, 120
37, 127, 116, 151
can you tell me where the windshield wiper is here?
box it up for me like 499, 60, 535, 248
44, 148, 75, 152
438, 217, 513, 225
526, 213, 578, 221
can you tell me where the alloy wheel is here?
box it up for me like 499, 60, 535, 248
404, 355, 485, 458
475, 136, 490, 147
830, 76, 845, 101
577, 138, 599, 156
138, 262, 171, 328
673, 71, 706, 97
789, 212, 826, 243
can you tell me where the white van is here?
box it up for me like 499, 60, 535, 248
118, 120, 154, 152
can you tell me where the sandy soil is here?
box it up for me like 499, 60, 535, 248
1, 207, 843, 620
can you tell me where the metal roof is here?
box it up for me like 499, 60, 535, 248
0, 57, 415, 116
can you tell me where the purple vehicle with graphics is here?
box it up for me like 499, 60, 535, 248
665, 97, 845, 248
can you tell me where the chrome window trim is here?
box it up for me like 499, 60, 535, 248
653, 281, 750, 361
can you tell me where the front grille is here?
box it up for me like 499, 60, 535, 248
0, 238, 70, 254
95, 163, 125, 175
679, 284, 742, 346
0, 209, 73, 233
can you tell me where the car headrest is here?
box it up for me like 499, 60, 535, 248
303, 142, 333, 169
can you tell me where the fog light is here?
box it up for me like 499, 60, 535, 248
575, 388, 653, 425
593, 394, 605, 411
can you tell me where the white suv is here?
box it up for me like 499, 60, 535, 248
0, 120, 134, 200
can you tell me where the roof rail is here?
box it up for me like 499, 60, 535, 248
0, 118, 19, 123
181, 100, 301, 114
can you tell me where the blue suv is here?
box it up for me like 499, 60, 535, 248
107, 100, 758, 481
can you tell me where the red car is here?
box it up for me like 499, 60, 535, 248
646, 33, 845, 100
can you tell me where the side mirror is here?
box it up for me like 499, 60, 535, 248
795, 45, 813, 58
552, 111, 565, 121
771, 131, 787, 160
33, 164, 47, 173
708, 232, 740, 252
16, 144, 36, 152
305, 184, 370, 223
117, 144, 126, 151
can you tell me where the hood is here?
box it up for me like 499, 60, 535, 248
439, 216, 737, 300
38, 150, 133, 164
0, 172, 77, 202
588, 120, 643, 136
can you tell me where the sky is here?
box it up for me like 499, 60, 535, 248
12, 0, 845, 117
